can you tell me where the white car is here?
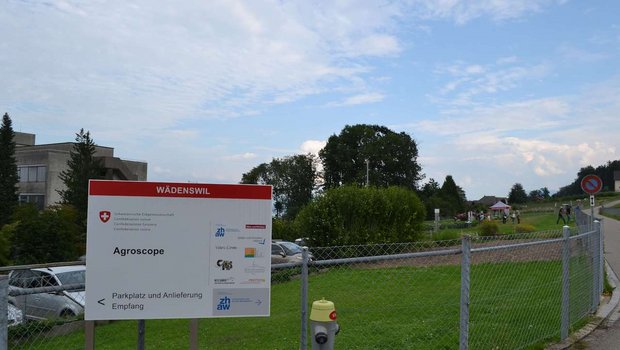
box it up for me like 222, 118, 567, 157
8, 265, 85, 320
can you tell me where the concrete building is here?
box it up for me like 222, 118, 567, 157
14, 132, 147, 209
615, 171, 620, 192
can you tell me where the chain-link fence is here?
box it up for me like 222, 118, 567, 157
1, 222, 603, 349
0, 262, 86, 349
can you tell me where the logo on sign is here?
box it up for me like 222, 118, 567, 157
244, 247, 256, 258
99, 211, 111, 223
215, 227, 225, 237
216, 260, 233, 270
217, 296, 231, 310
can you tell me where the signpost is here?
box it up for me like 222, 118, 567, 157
85, 180, 272, 321
581, 174, 603, 225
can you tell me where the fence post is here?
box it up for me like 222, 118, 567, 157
597, 220, 604, 298
300, 247, 309, 350
561, 226, 570, 340
459, 235, 471, 350
591, 221, 600, 313
0, 275, 7, 350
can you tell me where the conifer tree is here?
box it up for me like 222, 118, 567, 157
58, 129, 104, 231
0, 113, 19, 228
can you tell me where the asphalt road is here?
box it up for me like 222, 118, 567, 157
568, 201, 620, 349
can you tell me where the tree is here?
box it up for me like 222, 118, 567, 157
58, 129, 104, 232
241, 154, 317, 219
528, 187, 550, 201
508, 183, 528, 204
554, 160, 620, 197
439, 175, 466, 216
10, 205, 81, 264
0, 113, 19, 228
319, 124, 423, 190
294, 186, 425, 246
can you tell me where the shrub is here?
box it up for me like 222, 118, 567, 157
294, 185, 426, 246
515, 224, 536, 233
478, 221, 499, 236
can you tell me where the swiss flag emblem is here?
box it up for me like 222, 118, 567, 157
99, 211, 111, 223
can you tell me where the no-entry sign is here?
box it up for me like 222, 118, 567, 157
581, 174, 603, 195
85, 180, 272, 320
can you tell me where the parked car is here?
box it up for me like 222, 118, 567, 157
271, 240, 313, 264
7, 303, 23, 327
8, 265, 85, 320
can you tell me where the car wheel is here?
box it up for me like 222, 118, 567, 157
60, 309, 76, 319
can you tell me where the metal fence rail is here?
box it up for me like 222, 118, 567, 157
1, 223, 604, 349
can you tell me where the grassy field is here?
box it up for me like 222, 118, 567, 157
426, 209, 571, 240
12, 258, 593, 350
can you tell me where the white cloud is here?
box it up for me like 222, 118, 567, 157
328, 92, 385, 107
433, 60, 550, 105
221, 153, 258, 161
411, 0, 566, 24
0, 1, 405, 135
300, 140, 327, 156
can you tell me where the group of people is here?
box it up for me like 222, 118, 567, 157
501, 209, 521, 224
473, 210, 520, 224
556, 205, 572, 224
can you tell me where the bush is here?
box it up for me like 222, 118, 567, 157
478, 221, 499, 236
294, 185, 426, 246
515, 224, 536, 233
272, 218, 298, 241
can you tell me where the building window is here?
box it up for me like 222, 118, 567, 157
19, 194, 45, 210
17, 165, 47, 182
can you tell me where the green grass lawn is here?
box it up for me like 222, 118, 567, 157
11, 258, 593, 350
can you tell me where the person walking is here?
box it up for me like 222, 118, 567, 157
556, 207, 566, 224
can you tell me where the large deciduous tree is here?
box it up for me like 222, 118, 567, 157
508, 183, 528, 204
319, 124, 423, 190
241, 154, 317, 219
0, 113, 19, 228
58, 129, 104, 232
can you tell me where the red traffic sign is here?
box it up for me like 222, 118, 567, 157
581, 174, 603, 194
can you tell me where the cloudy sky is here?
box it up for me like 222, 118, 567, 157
2, 0, 619, 200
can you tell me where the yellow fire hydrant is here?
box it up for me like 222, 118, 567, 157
310, 298, 340, 349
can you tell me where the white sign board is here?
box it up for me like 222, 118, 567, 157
85, 180, 272, 320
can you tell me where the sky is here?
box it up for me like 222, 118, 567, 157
2, 0, 619, 200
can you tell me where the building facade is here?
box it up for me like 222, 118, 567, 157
14, 132, 147, 209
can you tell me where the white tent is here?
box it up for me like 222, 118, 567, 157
489, 201, 511, 217
489, 201, 511, 210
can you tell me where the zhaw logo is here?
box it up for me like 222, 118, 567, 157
215, 227, 225, 237
99, 211, 111, 223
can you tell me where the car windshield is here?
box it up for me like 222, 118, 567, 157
55, 270, 85, 286
280, 242, 302, 255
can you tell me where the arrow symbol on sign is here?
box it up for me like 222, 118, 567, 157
98, 298, 106, 306
255, 299, 262, 306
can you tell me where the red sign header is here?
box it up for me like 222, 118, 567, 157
89, 180, 271, 200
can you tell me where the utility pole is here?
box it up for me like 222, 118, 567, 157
365, 159, 369, 187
